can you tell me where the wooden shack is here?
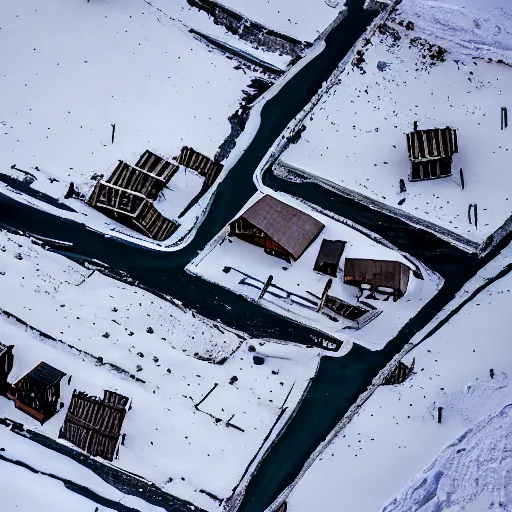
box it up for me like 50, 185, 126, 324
89, 182, 179, 241
106, 159, 177, 201
0, 343, 14, 395
89, 151, 180, 241
343, 258, 410, 300
175, 146, 224, 189
59, 390, 129, 461
8, 362, 65, 423
313, 239, 346, 277
406, 126, 458, 181
229, 195, 325, 262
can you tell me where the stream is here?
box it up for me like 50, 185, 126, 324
0, 1, 505, 511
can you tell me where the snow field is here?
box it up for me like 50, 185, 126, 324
279, 0, 512, 247
0, 229, 319, 510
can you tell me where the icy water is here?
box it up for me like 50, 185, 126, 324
0, 0, 506, 511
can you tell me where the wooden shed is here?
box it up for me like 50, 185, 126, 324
343, 258, 410, 300
406, 126, 458, 181
8, 362, 65, 424
105, 159, 177, 201
313, 239, 346, 277
89, 182, 179, 241
175, 146, 224, 189
0, 343, 14, 395
229, 195, 325, 262
59, 390, 129, 461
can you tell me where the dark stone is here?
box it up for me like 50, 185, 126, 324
248, 345, 256, 352
146, 327, 154, 334
253, 355, 265, 366
102, 332, 110, 338
137, 352, 144, 358
229, 375, 238, 385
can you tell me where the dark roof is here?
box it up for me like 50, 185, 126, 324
314, 240, 346, 268
407, 127, 457, 161
238, 195, 325, 260
344, 258, 410, 293
26, 362, 66, 388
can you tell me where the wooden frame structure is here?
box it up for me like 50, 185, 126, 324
175, 146, 224, 189
406, 126, 458, 181
0, 343, 14, 395
343, 258, 411, 300
59, 390, 129, 462
8, 362, 65, 424
229, 195, 325, 262
313, 239, 346, 277
89, 152, 180, 241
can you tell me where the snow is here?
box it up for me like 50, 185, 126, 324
0, 427, 163, 512
0, 228, 320, 511
187, 191, 443, 351
277, 0, 512, 248
0, 0, 260, 247
279, 238, 512, 512
202, 0, 346, 42
382, 404, 512, 511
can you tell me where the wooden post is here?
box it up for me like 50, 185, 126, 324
399, 178, 407, 194
317, 278, 333, 312
459, 168, 464, 190
111, 123, 116, 144
474, 203, 478, 230
413, 120, 418, 131
468, 204, 473, 225
258, 275, 273, 301
505, 107, 509, 129
501, 107, 504, 130
437, 406, 443, 424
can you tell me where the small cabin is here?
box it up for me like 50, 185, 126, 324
314, 240, 346, 277
8, 362, 65, 424
343, 258, 410, 300
60, 390, 129, 461
229, 195, 325, 263
0, 343, 14, 395
406, 125, 458, 181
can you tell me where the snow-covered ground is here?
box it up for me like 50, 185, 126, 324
0, 0, 270, 249
277, 0, 512, 249
198, 0, 346, 42
275, 239, 512, 512
187, 191, 443, 351
0, 228, 320, 511
0, 426, 164, 512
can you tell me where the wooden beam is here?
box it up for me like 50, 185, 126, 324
316, 278, 333, 312
258, 275, 274, 301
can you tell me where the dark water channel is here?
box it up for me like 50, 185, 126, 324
0, 1, 505, 511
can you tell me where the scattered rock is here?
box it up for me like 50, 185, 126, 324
102, 332, 110, 339
253, 355, 265, 366
229, 375, 238, 385
146, 327, 154, 334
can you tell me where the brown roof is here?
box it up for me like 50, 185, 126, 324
238, 195, 324, 260
344, 258, 410, 295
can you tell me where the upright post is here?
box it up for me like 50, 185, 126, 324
317, 278, 333, 312
258, 275, 273, 301
111, 123, 116, 144
437, 406, 443, 424
459, 168, 465, 190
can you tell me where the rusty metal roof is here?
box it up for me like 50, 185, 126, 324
239, 195, 324, 260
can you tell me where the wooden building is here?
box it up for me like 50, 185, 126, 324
313, 239, 346, 277
406, 126, 458, 181
229, 195, 325, 262
89, 182, 179, 241
106, 159, 178, 201
89, 151, 180, 241
8, 362, 65, 424
343, 258, 410, 300
0, 343, 14, 395
59, 390, 129, 462
175, 146, 224, 189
